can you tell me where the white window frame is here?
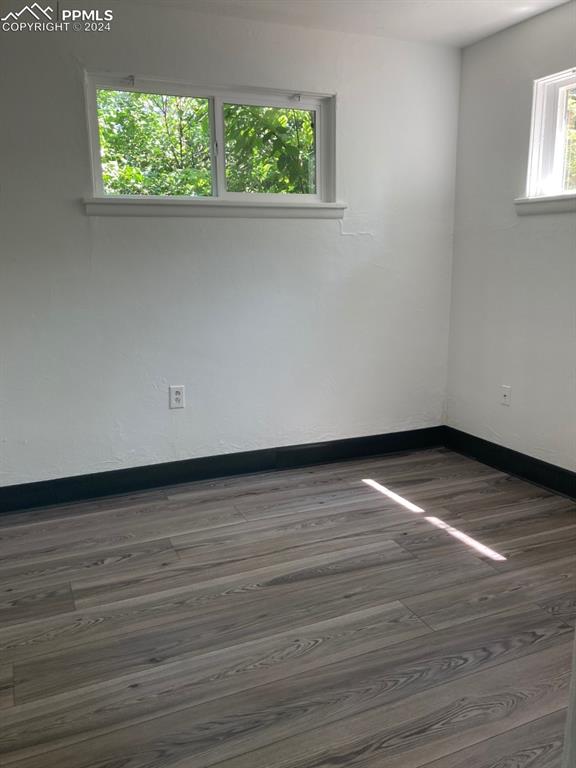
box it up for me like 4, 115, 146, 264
525, 67, 576, 199
84, 73, 344, 218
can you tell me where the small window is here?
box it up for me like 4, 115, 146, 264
86, 75, 335, 204
526, 68, 576, 198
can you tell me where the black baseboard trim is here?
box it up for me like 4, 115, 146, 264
445, 427, 576, 500
3, 425, 574, 514
0, 426, 446, 513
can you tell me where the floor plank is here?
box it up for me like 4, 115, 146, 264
397, 503, 576, 556
0, 665, 14, 710
0, 537, 179, 592
0, 503, 243, 567
419, 709, 566, 768
404, 556, 576, 630
72, 533, 414, 609
171, 500, 429, 558
538, 592, 576, 625
0, 582, 74, 628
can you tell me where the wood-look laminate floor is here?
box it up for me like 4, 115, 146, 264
0, 448, 574, 767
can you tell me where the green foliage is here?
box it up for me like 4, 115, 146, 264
224, 104, 316, 194
564, 88, 576, 193
97, 90, 212, 196
96, 90, 316, 196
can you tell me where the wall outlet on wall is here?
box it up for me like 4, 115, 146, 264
169, 385, 185, 409
500, 385, 512, 406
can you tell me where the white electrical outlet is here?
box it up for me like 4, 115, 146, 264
501, 385, 512, 406
169, 385, 185, 409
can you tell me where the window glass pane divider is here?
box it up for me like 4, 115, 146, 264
85, 74, 105, 196
208, 96, 220, 198
320, 97, 337, 202
212, 96, 226, 199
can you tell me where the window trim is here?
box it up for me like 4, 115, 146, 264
524, 67, 576, 200
84, 72, 342, 216
514, 193, 576, 215
83, 196, 348, 218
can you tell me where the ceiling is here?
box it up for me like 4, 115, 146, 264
162, 0, 570, 47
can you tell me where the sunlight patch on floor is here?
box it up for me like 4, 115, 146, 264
362, 478, 507, 562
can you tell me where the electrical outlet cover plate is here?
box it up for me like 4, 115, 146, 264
501, 385, 512, 406
169, 385, 185, 409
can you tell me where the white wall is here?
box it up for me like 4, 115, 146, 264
447, 2, 576, 472
0, 3, 460, 485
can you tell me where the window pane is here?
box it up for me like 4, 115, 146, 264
224, 104, 316, 194
563, 87, 576, 193
96, 90, 212, 196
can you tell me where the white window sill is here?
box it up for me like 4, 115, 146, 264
514, 194, 576, 215
84, 196, 347, 219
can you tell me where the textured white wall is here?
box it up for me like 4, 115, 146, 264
0, 4, 460, 485
447, 3, 576, 472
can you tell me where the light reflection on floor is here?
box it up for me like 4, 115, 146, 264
362, 478, 507, 562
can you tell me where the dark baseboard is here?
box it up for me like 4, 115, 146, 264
445, 427, 576, 500
0, 426, 445, 513
3, 425, 574, 514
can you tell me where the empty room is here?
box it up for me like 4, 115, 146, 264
1, 0, 575, 766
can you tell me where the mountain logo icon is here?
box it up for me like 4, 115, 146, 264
1, 4, 53, 21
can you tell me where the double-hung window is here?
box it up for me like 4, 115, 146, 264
525, 68, 576, 199
85, 74, 342, 217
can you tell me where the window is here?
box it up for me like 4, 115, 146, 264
85, 74, 339, 215
526, 67, 576, 198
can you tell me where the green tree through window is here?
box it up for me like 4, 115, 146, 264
224, 104, 316, 194
564, 87, 576, 193
96, 90, 317, 196
97, 90, 212, 196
